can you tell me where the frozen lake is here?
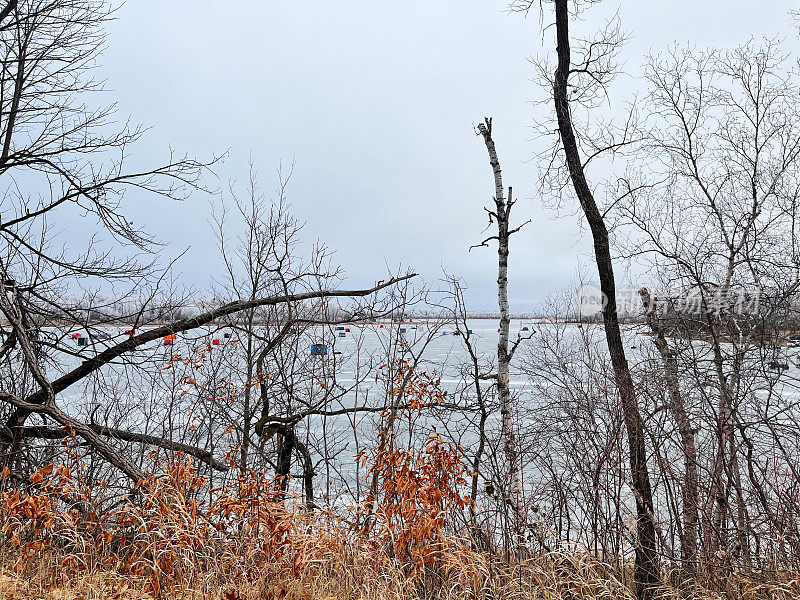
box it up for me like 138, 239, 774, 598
38, 317, 800, 505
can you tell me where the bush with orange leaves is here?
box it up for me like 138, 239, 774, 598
360, 431, 471, 575
348, 361, 474, 584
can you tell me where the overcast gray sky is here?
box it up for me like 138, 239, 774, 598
97, 1, 799, 310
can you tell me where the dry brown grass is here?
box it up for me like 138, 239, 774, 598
3, 548, 800, 600
2, 456, 799, 600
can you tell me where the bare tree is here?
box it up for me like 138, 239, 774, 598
639, 288, 699, 573
537, 1, 661, 594
0, 0, 210, 482
1, 271, 414, 482
442, 275, 494, 544
471, 118, 531, 554
0, 0, 419, 495
620, 40, 800, 570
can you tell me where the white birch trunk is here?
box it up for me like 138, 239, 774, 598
477, 119, 525, 553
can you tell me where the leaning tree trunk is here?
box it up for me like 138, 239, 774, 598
553, 2, 659, 596
477, 119, 525, 555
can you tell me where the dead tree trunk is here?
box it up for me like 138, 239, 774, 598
476, 118, 526, 555
553, 2, 660, 595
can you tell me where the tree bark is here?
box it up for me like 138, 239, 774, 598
640, 289, 698, 573
477, 118, 525, 555
553, 2, 659, 595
